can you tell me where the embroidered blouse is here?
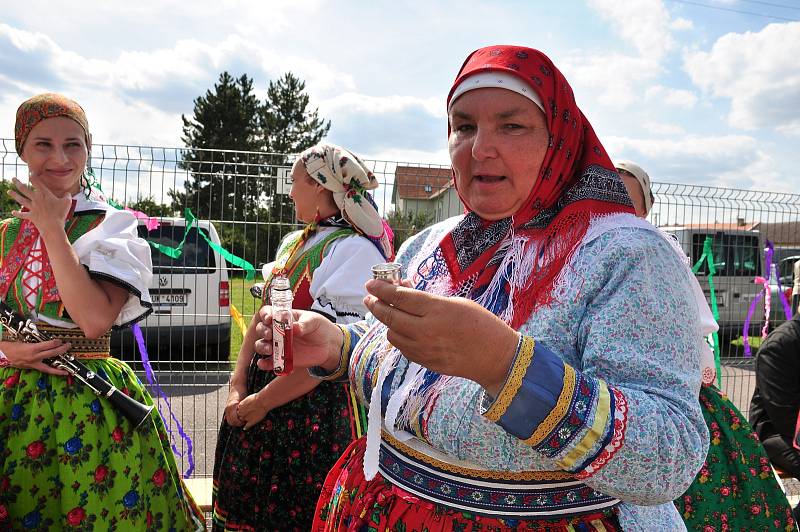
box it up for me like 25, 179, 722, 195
335, 215, 709, 531
263, 226, 386, 324
0, 190, 152, 329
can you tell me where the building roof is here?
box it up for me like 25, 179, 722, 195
660, 222, 760, 231
394, 165, 453, 200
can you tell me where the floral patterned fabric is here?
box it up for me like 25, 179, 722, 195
674, 385, 794, 531
319, 216, 710, 530
0, 360, 204, 531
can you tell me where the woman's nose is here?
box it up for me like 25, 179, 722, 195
53, 146, 69, 164
471, 128, 498, 161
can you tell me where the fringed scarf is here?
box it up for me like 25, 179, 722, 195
440, 45, 636, 329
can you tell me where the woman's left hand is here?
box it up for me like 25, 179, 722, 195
236, 392, 270, 431
363, 279, 519, 394
8, 176, 72, 235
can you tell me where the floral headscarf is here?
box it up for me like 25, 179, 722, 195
14, 93, 90, 156
300, 143, 394, 259
436, 45, 636, 328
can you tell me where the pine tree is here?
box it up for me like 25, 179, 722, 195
261, 72, 331, 224
175, 72, 262, 221
261, 72, 331, 154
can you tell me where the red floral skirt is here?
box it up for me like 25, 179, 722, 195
313, 437, 620, 532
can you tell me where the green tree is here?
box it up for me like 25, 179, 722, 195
386, 209, 434, 250
0, 180, 18, 218
174, 72, 263, 222
260, 72, 332, 252
261, 72, 331, 154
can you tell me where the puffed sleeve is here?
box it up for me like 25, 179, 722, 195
307, 236, 386, 324
421, 228, 709, 505
71, 208, 153, 327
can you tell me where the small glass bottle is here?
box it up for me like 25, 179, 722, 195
270, 275, 294, 375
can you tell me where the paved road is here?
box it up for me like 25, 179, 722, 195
140, 370, 229, 478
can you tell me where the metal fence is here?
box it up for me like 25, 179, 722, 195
2, 139, 799, 478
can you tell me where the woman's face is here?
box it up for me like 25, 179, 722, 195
20, 116, 88, 197
448, 88, 549, 221
289, 160, 320, 223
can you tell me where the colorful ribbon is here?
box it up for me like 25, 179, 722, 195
743, 240, 794, 357
148, 209, 255, 280
691, 236, 722, 387
132, 323, 195, 478
229, 303, 247, 338
125, 207, 160, 231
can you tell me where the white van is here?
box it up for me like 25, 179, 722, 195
111, 217, 231, 367
664, 227, 765, 348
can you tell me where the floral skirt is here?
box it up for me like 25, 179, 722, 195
674, 385, 795, 531
212, 358, 355, 532
313, 437, 621, 532
0, 360, 204, 531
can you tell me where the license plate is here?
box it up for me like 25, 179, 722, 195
152, 293, 187, 306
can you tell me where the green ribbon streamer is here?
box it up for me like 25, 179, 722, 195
691, 236, 722, 387
148, 209, 255, 280
89, 181, 256, 281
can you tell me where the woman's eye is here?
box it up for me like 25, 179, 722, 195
453, 124, 475, 133
504, 123, 524, 130
36, 141, 51, 147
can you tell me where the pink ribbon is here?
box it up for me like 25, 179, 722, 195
124, 208, 160, 231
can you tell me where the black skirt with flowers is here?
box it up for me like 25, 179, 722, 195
211, 356, 355, 531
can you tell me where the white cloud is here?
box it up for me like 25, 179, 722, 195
604, 133, 785, 190
321, 93, 443, 118
683, 22, 800, 131
642, 121, 686, 136
670, 17, 694, 31
561, 53, 663, 109
645, 85, 698, 108
322, 93, 446, 156
588, 0, 675, 61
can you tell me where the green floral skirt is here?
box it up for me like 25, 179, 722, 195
0, 360, 204, 531
674, 385, 795, 531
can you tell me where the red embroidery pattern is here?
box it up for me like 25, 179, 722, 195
576, 387, 628, 479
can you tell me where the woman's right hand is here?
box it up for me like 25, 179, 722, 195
253, 306, 344, 372
224, 386, 246, 427
0, 340, 71, 375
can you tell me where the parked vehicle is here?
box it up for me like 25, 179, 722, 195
111, 217, 231, 368
663, 228, 765, 349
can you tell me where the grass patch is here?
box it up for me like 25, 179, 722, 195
729, 335, 762, 349
228, 276, 262, 362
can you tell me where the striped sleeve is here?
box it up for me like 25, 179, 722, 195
308, 320, 370, 383
481, 335, 628, 477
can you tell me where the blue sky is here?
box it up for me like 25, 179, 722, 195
1, 0, 799, 193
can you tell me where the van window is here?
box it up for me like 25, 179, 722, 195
137, 225, 216, 273
692, 233, 761, 277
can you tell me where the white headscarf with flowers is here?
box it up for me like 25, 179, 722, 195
300, 143, 393, 259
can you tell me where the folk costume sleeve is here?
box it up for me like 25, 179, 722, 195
71, 207, 153, 327
308, 235, 386, 324
475, 229, 708, 503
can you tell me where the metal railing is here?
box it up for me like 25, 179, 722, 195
2, 139, 799, 477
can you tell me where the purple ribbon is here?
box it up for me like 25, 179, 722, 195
743, 240, 794, 356
132, 323, 195, 477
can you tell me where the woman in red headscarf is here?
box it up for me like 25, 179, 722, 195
254, 46, 712, 530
